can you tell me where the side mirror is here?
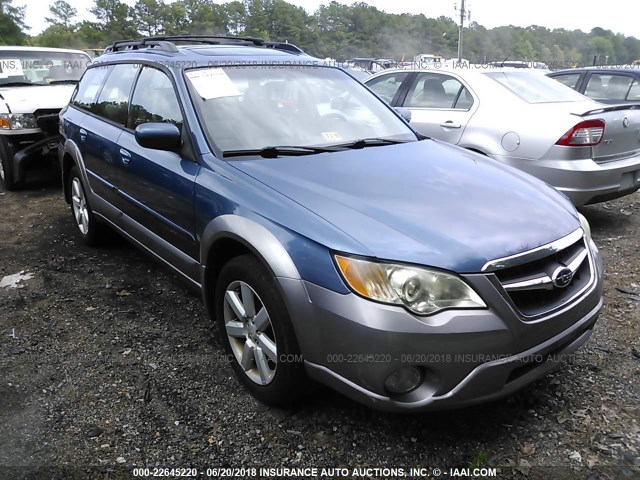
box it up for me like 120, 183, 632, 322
395, 107, 412, 123
134, 123, 181, 151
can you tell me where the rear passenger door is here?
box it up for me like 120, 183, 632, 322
115, 66, 199, 259
398, 72, 476, 144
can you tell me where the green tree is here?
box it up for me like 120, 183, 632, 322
0, 0, 26, 45
45, 0, 77, 27
90, 0, 137, 41
134, 0, 165, 36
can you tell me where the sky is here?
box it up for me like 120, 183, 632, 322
23, 0, 639, 38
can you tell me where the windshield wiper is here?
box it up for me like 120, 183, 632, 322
224, 145, 343, 158
331, 137, 410, 149
48, 79, 79, 85
0, 81, 33, 87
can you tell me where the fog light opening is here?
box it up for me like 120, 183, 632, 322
384, 366, 423, 395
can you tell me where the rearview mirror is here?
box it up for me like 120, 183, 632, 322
134, 123, 182, 151
395, 107, 412, 123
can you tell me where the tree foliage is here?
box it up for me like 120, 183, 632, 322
0, 0, 26, 45
5, 0, 639, 64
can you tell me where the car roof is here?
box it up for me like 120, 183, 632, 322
550, 66, 640, 75
366, 66, 546, 80
94, 37, 314, 69
0, 45, 89, 55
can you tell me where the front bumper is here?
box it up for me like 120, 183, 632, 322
495, 153, 640, 206
280, 249, 603, 412
4, 133, 60, 184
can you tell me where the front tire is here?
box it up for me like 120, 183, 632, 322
68, 165, 103, 246
215, 254, 309, 406
0, 137, 18, 191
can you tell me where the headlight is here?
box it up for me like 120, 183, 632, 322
0, 113, 37, 130
578, 212, 598, 253
335, 255, 486, 315
578, 212, 591, 240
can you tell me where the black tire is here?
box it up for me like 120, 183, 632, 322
0, 137, 18, 191
214, 254, 309, 407
67, 165, 105, 246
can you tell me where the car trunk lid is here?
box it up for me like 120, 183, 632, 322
578, 103, 640, 163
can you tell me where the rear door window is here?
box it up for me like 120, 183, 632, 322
95, 64, 139, 126
585, 73, 634, 101
72, 66, 111, 113
628, 80, 640, 102
404, 73, 472, 109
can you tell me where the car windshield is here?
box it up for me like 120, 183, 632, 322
0, 50, 89, 86
185, 65, 416, 154
485, 70, 588, 103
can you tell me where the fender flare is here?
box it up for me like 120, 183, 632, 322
200, 214, 301, 281
61, 139, 91, 202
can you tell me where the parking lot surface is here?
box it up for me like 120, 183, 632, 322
1, 179, 639, 479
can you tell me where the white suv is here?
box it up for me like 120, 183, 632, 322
0, 46, 90, 190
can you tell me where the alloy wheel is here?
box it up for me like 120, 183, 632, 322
223, 280, 277, 385
71, 177, 89, 235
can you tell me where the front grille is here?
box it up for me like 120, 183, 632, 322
487, 232, 594, 319
34, 108, 61, 134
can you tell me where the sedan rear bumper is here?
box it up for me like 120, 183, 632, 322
495, 153, 640, 206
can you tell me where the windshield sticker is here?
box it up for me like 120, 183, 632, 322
321, 131, 342, 141
0, 59, 24, 78
185, 69, 240, 100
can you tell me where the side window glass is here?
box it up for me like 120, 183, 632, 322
585, 73, 633, 100
129, 67, 183, 130
404, 73, 460, 109
95, 63, 139, 126
72, 66, 111, 112
604, 75, 633, 100
453, 86, 474, 110
366, 72, 408, 103
553, 73, 581, 90
627, 80, 640, 101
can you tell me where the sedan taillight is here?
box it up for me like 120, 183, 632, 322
555, 119, 605, 146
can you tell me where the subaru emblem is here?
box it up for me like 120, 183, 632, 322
552, 267, 574, 288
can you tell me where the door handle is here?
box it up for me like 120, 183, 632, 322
79, 128, 87, 141
440, 121, 462, 129
119, 148, 132, 165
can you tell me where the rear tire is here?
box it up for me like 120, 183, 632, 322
214, 254, 309, 407
68, 165, 105, 246
0, 137, 18, 191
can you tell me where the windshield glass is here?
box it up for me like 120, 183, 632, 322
485, 70, 589, 103
185, 65, 416, 154
0, 50, 90, 86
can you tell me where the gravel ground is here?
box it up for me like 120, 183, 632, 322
1, 177, 639, 480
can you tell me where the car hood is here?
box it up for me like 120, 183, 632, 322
0, 84, 75, 113
231, 140, 579, 272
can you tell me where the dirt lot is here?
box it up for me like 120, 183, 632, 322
0, 176, 639, 480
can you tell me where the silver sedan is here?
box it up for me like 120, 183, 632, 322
365, 67, 640, 206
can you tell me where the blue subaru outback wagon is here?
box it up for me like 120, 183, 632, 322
59, 36, 603, 411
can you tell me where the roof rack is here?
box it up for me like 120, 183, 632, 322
104, 35, 304, 54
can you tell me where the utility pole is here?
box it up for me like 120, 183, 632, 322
457, 0, 466, 63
